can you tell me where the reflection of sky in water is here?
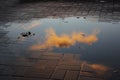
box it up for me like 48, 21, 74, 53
1, 17, 120, 68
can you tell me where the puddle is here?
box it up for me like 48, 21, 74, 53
1, 16, 120, 69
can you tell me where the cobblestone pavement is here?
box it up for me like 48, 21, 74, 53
0, 2, 120, 24
0, 2, 120, 80
0, 52, 114, 80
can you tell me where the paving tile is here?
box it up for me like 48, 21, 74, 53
26, 52, 43, 59
47, 60, 59, 66
58, 60, 81, 66
0, 65, 6, 73
40, 55, 61, 60
15, 77, 51, 80
0, 76, 15, 80
64, 70, 79, 80
80, 71, 98, 78
78, 76, 104, 80
74, 54, 81, 60
25, 68, 54, 78
62, 54, 75, 60
41, 53, 63, 57
33, 60, 48, 70
14, 66, 32, 76
51, 69, 66, 80
1, 66, 16, 75
0, 56, 18, 65
45, 60, 58, 70
81, 64, 95, 72
56, 65, 81, 71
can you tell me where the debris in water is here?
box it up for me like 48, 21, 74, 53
33, 33, 35, 36
81, 33, 86, 37
18, 31, 35, 39
20, 31, 32, 37
77, 16, 80, 19
83, 17, 86, 19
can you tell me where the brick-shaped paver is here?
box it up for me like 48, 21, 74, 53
0, 76, 51, 80
64, 70, 79, 80
1, 66, 16, 75
15, 78, 51, 80
42, 53, 63, 57
0, 76, 15, 80
51, 69, 66, 80
45, 60, 59, 70
40, 55, 62, 60
25, 68, 54, 78
0, 65, 5, 73
81, 63, 95, 72
80, 71, 98, 78
78, 76, 104, 80
63, 54, 75, 60
33, 60, 48, 70
59, 59, 81, 66
56, 65, 81, 71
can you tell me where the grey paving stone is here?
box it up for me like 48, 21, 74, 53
64, 70, 79, 80
58, 59, 81, 66
14, 66, 32, 76
56, 65, 81, 71
81, 64, 95, 72
45, 60, 59, 70
15, 77, 51, 80
80, 71, 98, 78
51, 69, 66, 79
40, 55, 61, 60
0, 65, 6, 73
1, 66, 16, 75
0, 56, 33, 67
41, 53, 63, 57
62, 54, 75, 60
32, 60, 48, 69
78, 76, 104, 80
25, 68, 54, 78
0, 76, 15, 80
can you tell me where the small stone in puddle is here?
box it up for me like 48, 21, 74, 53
17, 36, 20, 39
28, 32, 31, 35
18, 31, 35, 39
33, 33, 35, 36
20, 31, 32, 37
77, 17, 80, 19
83, 17, 86, 19
81, 33, 86, 37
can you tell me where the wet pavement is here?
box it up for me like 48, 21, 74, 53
0, 1, 120, 80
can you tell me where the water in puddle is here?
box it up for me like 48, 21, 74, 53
0, 16, 120, 73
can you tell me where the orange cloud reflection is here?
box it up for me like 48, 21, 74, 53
30, 28, 98, 50
90, 64, 109, 72
22, 20, 41, 30
89, 64, 109, 75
